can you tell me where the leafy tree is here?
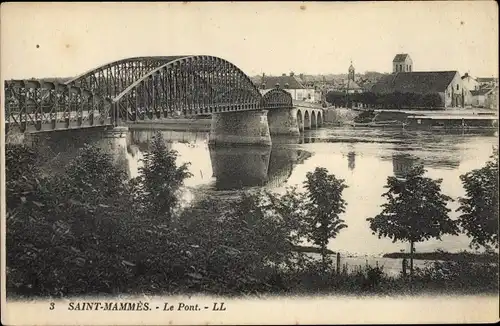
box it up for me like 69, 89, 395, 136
6, 143, 136, 297
367, 165, 458, 276
422, 93, 443, 108
65, 144, 129, 202
265, 187, 310, 247
326, 91, 347, 107
5, 144, 42, 209
132, 132, 192, 224
303, 167, 348, 269
457, 147, 499, 249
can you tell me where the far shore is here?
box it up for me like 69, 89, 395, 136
383, 251, 499, 263
294, 246, 499, 263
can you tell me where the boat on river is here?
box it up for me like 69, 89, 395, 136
405, 114, 498, 130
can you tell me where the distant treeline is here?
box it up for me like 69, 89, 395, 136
326, 91, 443, 109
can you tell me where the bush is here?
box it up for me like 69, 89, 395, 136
5, 141, 498, 298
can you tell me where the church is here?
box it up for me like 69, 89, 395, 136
335, 61, 363, 94
371, 54, 471, 108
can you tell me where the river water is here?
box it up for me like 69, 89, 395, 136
123, 126, 498, 263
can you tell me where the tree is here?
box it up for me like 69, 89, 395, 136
6, 143, 136, 297
303, 167, 348, 269
457, 147, 499, 249
132, 132, 192, 224
367, 165, 458, 276
422, 93, 443, 109
5, 144, 41, 209
65, 144, 128, 202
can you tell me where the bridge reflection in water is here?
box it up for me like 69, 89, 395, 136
209, 136, 312, 190
127, 130, 313, 191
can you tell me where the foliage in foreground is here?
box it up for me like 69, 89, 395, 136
5, 136, 499, 297
303, 168, 348, 269
367, 165, 458, 275
457, 146, 499, 249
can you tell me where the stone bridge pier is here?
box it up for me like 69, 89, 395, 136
268, 107, 324, 135
260, 87, 324, 136
267, 107, 301, 136
208, 109, 272, 147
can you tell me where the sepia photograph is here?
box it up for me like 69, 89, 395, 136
1, 1, 499, 325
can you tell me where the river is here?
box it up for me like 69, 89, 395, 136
123, 126, 498, 264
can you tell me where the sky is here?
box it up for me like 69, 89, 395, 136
1, 1, 498, 79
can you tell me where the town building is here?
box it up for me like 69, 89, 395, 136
259, 72, 321, 103
461, 73, 480, 91
332, 61, 364, 94
371, 54, 471, 108
372, 71, 470, 108
393, 54, 413, 73
471, 88, 498, 109
476, 77, 499, 89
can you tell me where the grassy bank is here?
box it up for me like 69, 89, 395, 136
5, 139, 499, 299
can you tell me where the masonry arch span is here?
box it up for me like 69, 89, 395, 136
317, 110, 323, 126
311, 111, 317, 128
304, 110, 311, 130
297, 109, 304, 132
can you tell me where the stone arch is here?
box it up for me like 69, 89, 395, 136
297, 109, 304, 132
304, 110, 311, 130
317, 110, 323, 126
311, 111, 317, 128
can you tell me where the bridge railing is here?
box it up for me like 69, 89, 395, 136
4, 79, 114, 133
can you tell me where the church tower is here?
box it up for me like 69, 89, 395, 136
393, 54, 413, 73
348, 61, 355, 81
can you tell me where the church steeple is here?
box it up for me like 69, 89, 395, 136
348, 60, 355, 81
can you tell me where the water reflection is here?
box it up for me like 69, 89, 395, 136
266, 136, 312, 188
348, 151, 356, 171
123, 127, 497, 255
392, 153, 419, 178
127, 130, 314, 190
208, 142, 312, 190
209, 146, 270, 190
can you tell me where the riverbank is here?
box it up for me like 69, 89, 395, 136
5, 139, 499, 298
383, 251, 499, 263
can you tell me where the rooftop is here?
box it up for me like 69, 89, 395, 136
371, 71, 459, 94
471, 88, 495, 96
477, 77, 498, 83
261, 74, 306, 89
393, 54, 411, 62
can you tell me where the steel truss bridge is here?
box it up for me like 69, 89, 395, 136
4, 56, 296, 133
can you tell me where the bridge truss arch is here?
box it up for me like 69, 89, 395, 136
4, 79, 113, 133
64, 56, 188, 98
4, 55, 266, 132
261, 88, 293, 110
111, 55, 262, 121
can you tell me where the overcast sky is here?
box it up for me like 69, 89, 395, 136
1, 1, 498, 79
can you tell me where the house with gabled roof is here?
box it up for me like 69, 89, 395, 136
461, 73, 480, 91
259, 72, 321, 103
370, 53, 472, 108
470, 87, 498, 109
371, 70, 470, 108
477, 77, 498, 89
